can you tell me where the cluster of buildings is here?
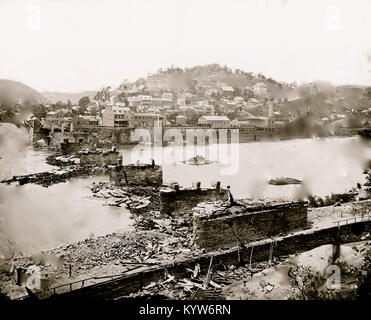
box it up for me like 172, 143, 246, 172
41, 76, 295, 133
102, 105, 167, 128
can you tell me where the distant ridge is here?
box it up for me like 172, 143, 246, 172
0, 79, 45, 109
41, 91, 97, 104
145, 63, 290, 91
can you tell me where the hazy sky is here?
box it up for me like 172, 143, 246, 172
0, 0, 370, 92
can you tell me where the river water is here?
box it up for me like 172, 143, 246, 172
127, 136, 371, 199
0, 124, 131, 256
0, 123, 370, 255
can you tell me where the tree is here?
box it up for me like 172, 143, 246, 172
243, 88, 254, 99
77, 105, 88, 115
52, 100, 65, 110
233, 87, 241, 96
32, 104, 47, 119
78, 96, 91, 107
226, 111, 239, 120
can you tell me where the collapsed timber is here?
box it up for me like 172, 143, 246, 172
13, 215, 371, 301
0, 166, 106, 187
5, 197, 371, 301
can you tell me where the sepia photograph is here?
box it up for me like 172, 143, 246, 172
0, 0, 370, 311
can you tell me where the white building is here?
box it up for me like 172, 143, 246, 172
102, 105, 131, 127
177, 98, 186, 107
253, 82, 268, 96
233, 96, 245, 104
162, 92, 173, 100
220, 86, 234, 94
102, 105, 166, 128
231, 119, 254, 128
198, 115, 230, 128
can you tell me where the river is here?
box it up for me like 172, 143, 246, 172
126, 135, 371, 199
0, 123, 370, 255
0, 124, 131, 256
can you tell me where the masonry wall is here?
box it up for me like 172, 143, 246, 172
48, 132, 70, 148
80, 151, 120, 166
110, 165, 163, 186
60, 142, 84, 155
194, 202, 308, 250
160, 188, 229, 217
40, 219, 370, 301
72, 126, 135, 145
48, 125, 283, 148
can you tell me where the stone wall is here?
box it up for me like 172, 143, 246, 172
48, 132, 69, 148
30, 120, 49, 143
60, 141, 84, 155
37, 219, 371, 301
48, 125, 282, 148
80, 151, 120, 166
193, 202, 308, 250
160, 185, 229, 217
47, 125, 369, 149
110, 164, 163, 186
73, 126, 134, 145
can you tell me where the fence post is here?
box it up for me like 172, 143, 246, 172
123, 171, 128, 185
196, 182, 201, 192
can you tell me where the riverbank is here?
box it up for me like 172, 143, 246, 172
0, 166, 108, 187
1, 199, 370, 300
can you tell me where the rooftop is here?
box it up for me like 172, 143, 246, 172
200, 115, 230, 121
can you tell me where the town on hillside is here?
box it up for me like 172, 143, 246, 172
17, 64, 369, 145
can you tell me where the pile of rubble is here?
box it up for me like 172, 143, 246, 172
123, 258, 283, 300
192, 201, 232, 218
2, 221, 199, 299
46, 154, 80, 166
0, 165, 110, 187
90, 182, 160, 213
45, 228, 202, 272
192, 199, 289, 219
1, 151, 116, 188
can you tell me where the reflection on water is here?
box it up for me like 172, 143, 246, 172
124, 136, 371, 199
0, 148, 56, 180
0, 177, 132, 256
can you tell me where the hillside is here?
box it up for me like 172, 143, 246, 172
0, 79, 45, 109
146, 64, 291, 95
41, 91, 97, 104
143, 64, 370, 118
277, 85, 371, 118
